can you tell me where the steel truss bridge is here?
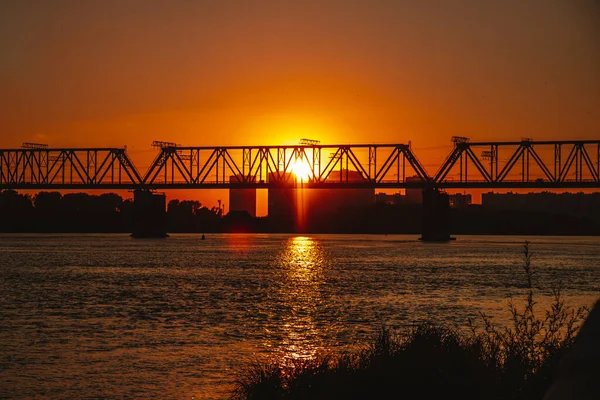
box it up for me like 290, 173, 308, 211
1, 138, 599, 190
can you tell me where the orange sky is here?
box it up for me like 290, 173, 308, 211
1, 0, 599, 212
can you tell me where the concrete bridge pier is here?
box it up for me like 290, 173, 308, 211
131, 189, 168, 238
420, 188, 453, 242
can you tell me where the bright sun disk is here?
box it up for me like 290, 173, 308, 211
292, 159, 312, 181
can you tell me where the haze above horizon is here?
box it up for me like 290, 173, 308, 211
1, 0, 598, 208
2, 1, 598, 146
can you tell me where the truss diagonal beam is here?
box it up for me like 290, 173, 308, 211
527, 146, 555, 182
401, 146, 430, 182
435, 146, 464, 182
497, 146, 526, 182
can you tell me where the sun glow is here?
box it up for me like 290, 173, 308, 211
292, 158, 312, 181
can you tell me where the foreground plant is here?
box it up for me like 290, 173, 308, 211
232, 242, 590, 400
468, 242, 589, 398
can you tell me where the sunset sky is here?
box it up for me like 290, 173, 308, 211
1, 0, 598, 210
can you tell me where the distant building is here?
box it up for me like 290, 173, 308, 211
229, 175, 256, 218
321, 170, 374, 209
267, 170, 374, 232
448, 193, 472, 208
267, 172, 297, 231
482, 191, 600, 221
376, 192, 403, 205
131, 190, 167, 238
376, 192, 419, 205
376, 191, 471, 208
405, 176, 424, 204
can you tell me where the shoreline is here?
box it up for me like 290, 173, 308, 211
1, 231, 599, 237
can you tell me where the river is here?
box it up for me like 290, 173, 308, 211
1, 234, 598, 399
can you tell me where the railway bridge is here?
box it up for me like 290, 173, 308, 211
2, 137, 599, 239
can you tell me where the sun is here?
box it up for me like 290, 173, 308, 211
292, 158, 312, 181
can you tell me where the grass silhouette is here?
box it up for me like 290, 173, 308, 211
232, 243, 589, 400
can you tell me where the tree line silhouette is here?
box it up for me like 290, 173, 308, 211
1, 189, 598, 235
0, 190, 223, 233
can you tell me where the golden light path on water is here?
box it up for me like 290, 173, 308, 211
274, 236, 326, 365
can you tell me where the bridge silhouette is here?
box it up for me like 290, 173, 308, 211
1, 138, 599, 190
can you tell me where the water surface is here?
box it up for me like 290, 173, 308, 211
1, 234, 598, 399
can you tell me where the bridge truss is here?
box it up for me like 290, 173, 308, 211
142, 144, 430, 188
434, 138, 600, 188
0, 139, 598, 189
0, 147, 142, 189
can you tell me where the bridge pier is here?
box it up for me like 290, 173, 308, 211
420, 188, 453, 242
131, 189, 168, 238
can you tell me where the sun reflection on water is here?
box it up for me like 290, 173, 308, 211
273, 236, 327, 365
